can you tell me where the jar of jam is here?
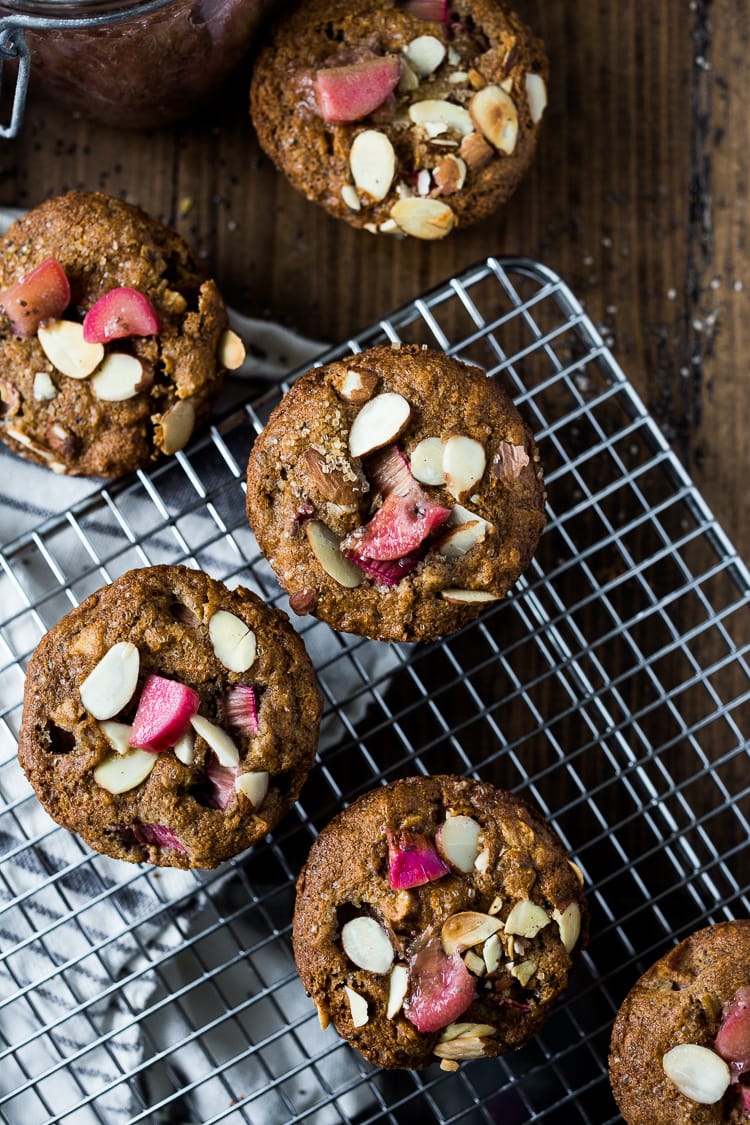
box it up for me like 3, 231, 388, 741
0, 0, 272, 134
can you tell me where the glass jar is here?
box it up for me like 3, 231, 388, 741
0, 0, 273, 134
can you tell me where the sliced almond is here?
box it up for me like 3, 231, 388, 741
341, 916, 394, 974
436, 813, 482, 872
289, 588, 317, 616
463, 949, 486, 976
303, 448, 360, 505
390, 197, 455, 240
492, 441, 530, 481
552, 902, 582, 953
409, 436, 445, 484
305, 520, 363, 588
344, 986, 369, 1028
98, 720, 133, 756
525, 73, 547, 125
474, 847, 490, 873
469, 86, 518, 154
487, 894, 504, 916
5, 425, 57, 461
441, 911, 502, 955
398, 59, 420, 92
173, 729, 195, 766
438, 520, 487, 558
434, 1035, 495, 1060
443, 434, 486, 499
80, 641, 140, 721
483, 932, 501, 973
433, 154, 467, 195
459, 131, 495, 170
208, 610, 257, 673
510, 959, 537, 987
93, 747, 157, 794
316, 1002, 330, 1031
440, 588, 499, 605
90, 352, 144, 401
568, 859, 585, 886
404, 35, 446, 77
662, 1044, 731, 1105
386, 964, 409, 1019
37, 320, 104, 379
505, 899, 551, 939
190, 714, 239, 768
46, 422, 76, 458
159, 398, 196, 455
438, 1022, 496, 1043
348, 391, 411, 458
416, 168, 432, 197
468, 67, 486, 89
408, 99, 474, 136
340, 184, 361, 212
337, 366, 378, 403
349, 130, 396, 203
218, 328, 246, 371
32, 371, 57, 401
235, 769, 269, 808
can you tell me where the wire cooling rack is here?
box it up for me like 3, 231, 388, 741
0, 257, 748, 1125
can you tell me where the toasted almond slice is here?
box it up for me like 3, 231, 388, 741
159, 398, 196, 455
5, 425, 56, 460
345, 986, 369, 1028
487, 894, 504, 916
505, 899, 551, 939
459, 131, 495, 170
235, 769, 269, 808
386, 964, 409, 1019
439, 1022, 496, 1043
98, 720, 133, 756
433, 153, 467, 195
316, 1002, 330, 1030
305, 520, 363, 588
32, 371, 57, 401
474, 846, 490, 873
341, 916, 394, 974
408, 99, 473, 136
568, 859, 585, 885
662, 1044, 731, 1105
90, 352, 144, 401
218, 328, 246, 371
80, 641, 140, 720
440, 588, 499, 605
438, 520, 487, 558
390, 197, 455, 240
173, 729, 195, 766
341, 184, 361, 212
93, 747, 157, 794
398, 59, 420, 92
190, 714, 239, 768
349, 130, 396, 203
469, 85, 518, 154
525, 73, 547, 125
552, 902, 582, 953
410, 436, 445, 484
208, 610, 257, 673
348, 391, 411, 458
463, 949, 486, 976
434, 1035, 495, 1060
443, 434, 486, 499
441, 911, 502, 955
436, 813, 482, 872
483, 932, 501, 973
37, 320, 104, 379
510, 959, 538, 987
404, 34, 446, 77
337, 366, 378, 403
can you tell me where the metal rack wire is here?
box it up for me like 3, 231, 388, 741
0, 257, 748, 1124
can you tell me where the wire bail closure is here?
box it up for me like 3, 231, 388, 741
0, 23, 30, 140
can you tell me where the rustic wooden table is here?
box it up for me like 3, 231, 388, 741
0, 0, 746, 571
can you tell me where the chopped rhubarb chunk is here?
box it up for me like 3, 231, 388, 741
83, 286, 161, 344
349, 548, 424, 586
344, 490, 450, 560
130, 674, 200, 753
716, 986, 750, 1073
367, 444, 414, 496
387, 828, 450, 889
0, 257, 71, 337
740, 1084, 750, 1113
398, 0, 448, 21
403, 936, 476, 1032
315, 56, 401, 124
221, 684, 259, 738
131, 823, 186, 853
202, 752, 239, 810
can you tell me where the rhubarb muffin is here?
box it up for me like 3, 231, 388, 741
293, 774, 587, 1070
0, 191, 245, 477
17, 565, 321, 869
250, 0, 548, 239
245, 343, 546, 642
609, 922, 750, 1124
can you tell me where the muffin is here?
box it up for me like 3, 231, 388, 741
17, 565, 322, 869
250, 0, 548, 239
0, 191, 245, 477
245, 343, 546, 641
609, 921, 750, 1123
293, 774, 587, 1069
